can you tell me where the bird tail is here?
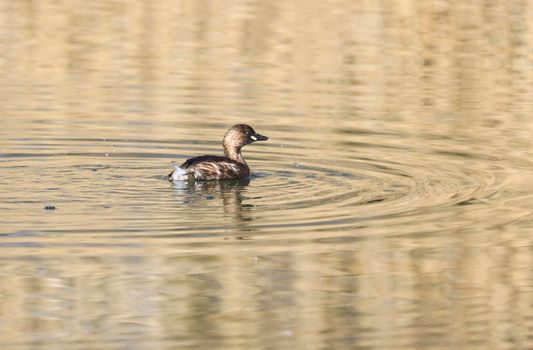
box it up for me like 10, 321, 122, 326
169, 164, 189, 181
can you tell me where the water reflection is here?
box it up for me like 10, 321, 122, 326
0, 0, 532, 349
172, 178, 255, 229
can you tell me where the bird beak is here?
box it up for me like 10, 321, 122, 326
251, 133, 268, 141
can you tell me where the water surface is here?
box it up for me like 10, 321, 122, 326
0, 1, 532, 349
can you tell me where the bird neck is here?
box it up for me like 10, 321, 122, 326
224, 146, 246, 164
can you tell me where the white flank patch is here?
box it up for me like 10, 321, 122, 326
170, 164, 188, 181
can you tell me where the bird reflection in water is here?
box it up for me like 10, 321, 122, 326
172, 178, 256, 232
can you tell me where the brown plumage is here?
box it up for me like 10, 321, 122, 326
169, 124, 268, 181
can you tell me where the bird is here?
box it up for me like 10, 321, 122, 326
169, 124, 268, 181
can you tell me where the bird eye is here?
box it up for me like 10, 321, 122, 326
250, 135, 257, 141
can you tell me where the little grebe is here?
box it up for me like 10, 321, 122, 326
169, 124, 268, 181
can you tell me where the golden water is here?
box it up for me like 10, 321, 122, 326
0, 1, 532, 349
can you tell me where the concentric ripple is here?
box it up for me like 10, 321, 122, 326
0, 129, 516, 242
239, 139, 509, 236
134, 126, 515, 242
